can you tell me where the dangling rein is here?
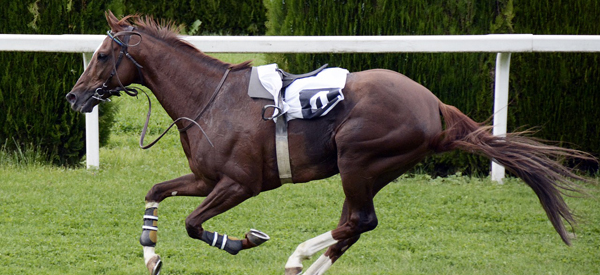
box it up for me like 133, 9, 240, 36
137, 67, 231, 149
100, 28, 230, 149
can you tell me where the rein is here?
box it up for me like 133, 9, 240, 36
178, 68, 232, 133
138, 68, 232, 149
99, 29, 230, 149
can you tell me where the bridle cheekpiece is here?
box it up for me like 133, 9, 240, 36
92, 27, 144, 102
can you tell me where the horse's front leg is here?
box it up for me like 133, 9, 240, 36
141, 173, 215, 275
185, 176, 270, 255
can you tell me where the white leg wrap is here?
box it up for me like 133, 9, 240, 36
285, 231, 337, 269
304, 254, 333, 275
143, 246, 158, 265
146, 201, 160, 209
221, 234, 228, 250
211, 232, 219, 247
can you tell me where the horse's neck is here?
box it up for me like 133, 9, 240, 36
134, 40, 232, 121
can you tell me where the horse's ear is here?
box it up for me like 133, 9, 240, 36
105, 10, 130, 32
105, 10, 119, 31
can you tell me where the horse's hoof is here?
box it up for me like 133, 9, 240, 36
247, 229, 270, 246
285, 267, 303, 275
147, 255, 162, 275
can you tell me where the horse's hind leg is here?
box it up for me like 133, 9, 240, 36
286, 126, 431, 274
302, 236, 360, 275
301, 201, 361, 274
302, 176, 396, 274
285, 172, 379, 275
284, 231, 339, 275
141, 173, 215, 275
284, 198, 377, 275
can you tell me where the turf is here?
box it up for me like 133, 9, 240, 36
1, 166, 598, 274
1, 53, 599, 274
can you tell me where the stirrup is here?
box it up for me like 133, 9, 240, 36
262, 105, 284, 121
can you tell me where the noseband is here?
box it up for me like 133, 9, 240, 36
92, 27, 144, 102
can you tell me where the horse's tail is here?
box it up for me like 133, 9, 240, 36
431, 101, 596, 245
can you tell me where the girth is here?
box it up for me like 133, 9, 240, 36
273, 65, 328, 184
275, 114, 293, 184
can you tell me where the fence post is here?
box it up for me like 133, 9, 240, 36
491, 52, 511, 183
82, 52, 100, 169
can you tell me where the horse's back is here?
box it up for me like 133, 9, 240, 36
341, 69, 443, 143
348, 69, 440, 114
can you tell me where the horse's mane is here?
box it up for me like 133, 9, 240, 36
106, 11, 251, 71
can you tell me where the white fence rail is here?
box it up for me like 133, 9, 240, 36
3, 34, 600, 52
2, 34, 599, 182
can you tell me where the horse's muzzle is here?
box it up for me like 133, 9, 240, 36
66, 92, 77, 105
65, 91, 98, 113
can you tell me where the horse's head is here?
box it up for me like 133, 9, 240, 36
66, 11, 143, 113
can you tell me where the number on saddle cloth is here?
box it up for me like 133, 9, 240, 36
282, 66, 349, 120
297, 87, 345, 119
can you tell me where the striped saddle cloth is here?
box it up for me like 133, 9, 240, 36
248, 63, 349, 121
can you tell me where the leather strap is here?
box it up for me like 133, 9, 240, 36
274, 85, 293, 185
138, 67, 232, 149
275, 115, 293, 183
179, 68, 232, 133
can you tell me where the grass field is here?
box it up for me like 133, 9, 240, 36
1, 54, 599, 274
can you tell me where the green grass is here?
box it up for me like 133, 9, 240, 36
1, 53, 599, 274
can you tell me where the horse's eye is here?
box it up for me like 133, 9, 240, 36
97, 53, 108, 61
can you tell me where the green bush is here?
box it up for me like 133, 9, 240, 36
0, 0, 101, 166
118, 0, 266, 35
265, 0, 600, 175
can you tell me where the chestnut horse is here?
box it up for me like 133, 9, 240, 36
66, 12, 594, 275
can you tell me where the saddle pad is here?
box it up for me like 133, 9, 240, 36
284, 68, 348, 120
249, 63, 349, 121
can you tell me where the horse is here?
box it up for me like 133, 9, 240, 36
66, 11, 595, 275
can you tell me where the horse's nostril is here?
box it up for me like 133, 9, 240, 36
66, 93, 77, 104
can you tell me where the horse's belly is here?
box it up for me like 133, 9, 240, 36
286, 118, 341, 183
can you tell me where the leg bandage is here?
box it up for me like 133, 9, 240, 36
201, 231, 243, 255
140, 207, 158, 247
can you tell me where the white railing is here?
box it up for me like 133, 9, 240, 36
3, 34, 600, 52
2, 34, 600, 182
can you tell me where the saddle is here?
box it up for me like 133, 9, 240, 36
251, 63, 350, 122
277, 64, 329, 89
247, 63, 348, 184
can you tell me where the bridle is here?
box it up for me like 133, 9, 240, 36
95, 27, 232, 149
92, 27, 144, 102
